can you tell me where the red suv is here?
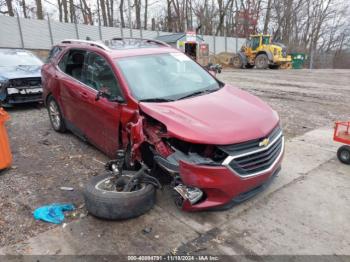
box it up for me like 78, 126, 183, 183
42, 38, 284, 211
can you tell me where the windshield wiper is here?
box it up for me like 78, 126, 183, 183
177, 89, 217, 100
139, 98, 174, 102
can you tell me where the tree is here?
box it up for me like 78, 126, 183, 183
120, 0, 125, 27
36, 0, 44, 19
144, 0, 148, 29
4, 0, 14, 16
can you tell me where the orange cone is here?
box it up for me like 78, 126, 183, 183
0, 108, 12, 170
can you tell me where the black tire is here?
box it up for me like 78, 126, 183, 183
255, 54, 269, 69
337, 145, 350, 165
269, 64, 280, 69
84, 172, 156, 220
232, 55, 243, 68
47, 96, 66, 132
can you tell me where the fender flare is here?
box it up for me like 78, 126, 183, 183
257, 51, 274, 62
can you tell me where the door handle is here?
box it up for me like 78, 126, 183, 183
80, 92, 89, 100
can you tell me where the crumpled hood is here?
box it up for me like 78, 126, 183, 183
139, 85, 279, 145
0, 65, 41, 81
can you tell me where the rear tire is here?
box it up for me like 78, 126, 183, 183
255, 54, 269, 69
47, 96, 66, 133
84, 172, 156, 220
337, 145, 350, 165
269, 64, 280, 69
232, 55, 243, 68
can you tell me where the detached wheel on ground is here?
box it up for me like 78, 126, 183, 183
255, 54, 269, 69
337, 145, 350, 165
84, 172, 156, 220
47, 96, 66, 132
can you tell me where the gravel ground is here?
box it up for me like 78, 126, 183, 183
0, 69, 349, 248
218, 69, 350, 138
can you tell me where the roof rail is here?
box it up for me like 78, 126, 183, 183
107, 37, 171, 48
61, 39, 110, 50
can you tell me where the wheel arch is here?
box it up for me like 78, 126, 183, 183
257, 50, 273, 62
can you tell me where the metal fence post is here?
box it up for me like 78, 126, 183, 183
16, 14, 24, 49
120, 23, 123, 38
139, 25, 143, 39
47, 14, 54, 46
235, 37, 238, 53
225, 35, 227, 52
213, 35, 216, 55
74, 22, 79, 39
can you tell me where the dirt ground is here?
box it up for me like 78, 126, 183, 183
218, 69, 350, 138
0, 69, 349, 253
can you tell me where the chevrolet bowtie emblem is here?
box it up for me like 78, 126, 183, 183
259, 138, 270, 147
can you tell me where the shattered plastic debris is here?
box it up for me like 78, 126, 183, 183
59, 186, 74, 191
33, 203, 75, 224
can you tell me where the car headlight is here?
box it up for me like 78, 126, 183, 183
0, 80, 9, 91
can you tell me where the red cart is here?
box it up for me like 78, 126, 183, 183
333, 121, 350, 164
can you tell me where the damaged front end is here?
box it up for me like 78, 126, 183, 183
128, 113, 227, 209
125, 112, 283, 211
0, 77, 43, 106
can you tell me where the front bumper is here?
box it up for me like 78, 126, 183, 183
178, 152, 283, 211
1, 87, 43, 105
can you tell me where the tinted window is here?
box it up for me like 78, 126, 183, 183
252, 37, 260, 50
84, 52, 122, 98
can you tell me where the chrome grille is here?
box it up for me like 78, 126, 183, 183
221, 126, 284, 177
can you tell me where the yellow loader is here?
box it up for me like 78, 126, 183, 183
233, 34, 292, 69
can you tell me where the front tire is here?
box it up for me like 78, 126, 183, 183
337, 145, 350, 165
47, 96, 66, 132
232, 55, 243, 68
84, 172, 156, 220
255, 54, 269, 69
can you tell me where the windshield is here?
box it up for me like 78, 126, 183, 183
0, 50, 43, 67
262, 36, 270, 45
116, 53, 220, 101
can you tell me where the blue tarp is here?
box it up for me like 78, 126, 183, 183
33, 203, 75, 224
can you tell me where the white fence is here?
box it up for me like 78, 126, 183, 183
0, 15, 245, 54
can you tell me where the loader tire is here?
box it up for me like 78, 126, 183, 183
269, 64, 280, 69
255, 54, 269, 69
84, 172, 156, 220
232, 55, 243, 68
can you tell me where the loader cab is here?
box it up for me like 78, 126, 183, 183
251, 36, 261, 51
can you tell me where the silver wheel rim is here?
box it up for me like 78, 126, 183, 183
49, 100, 61, 130
95, 176, 146, 193
340, 150, 350, 161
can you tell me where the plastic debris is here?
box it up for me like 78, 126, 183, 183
59, 187, 74, 191
33, 203, 75, 224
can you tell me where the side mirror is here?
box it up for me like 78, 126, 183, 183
95, 89, 109, 101
95, 88, 125, 103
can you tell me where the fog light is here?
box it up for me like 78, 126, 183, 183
174, 184, 203, 205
